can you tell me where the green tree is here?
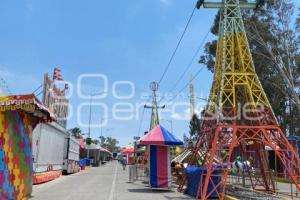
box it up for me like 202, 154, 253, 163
85, 137, 92, 145
69, 127, 83, 139
104, 137, 120, 152
99, 136, 106, 146
92, 139, 100, 145
189, 114, 200, 139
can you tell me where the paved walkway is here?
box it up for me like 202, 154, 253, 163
31, 161, 192, 200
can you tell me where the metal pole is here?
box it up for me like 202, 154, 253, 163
101, 118, 103, 137
275, 153, 278, 195
291, 155, 294, 199
170, 120, 173, 133
87, 95, 92, 160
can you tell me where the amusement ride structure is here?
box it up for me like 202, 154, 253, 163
144, 81, 165, 130
178, 0, 300, 199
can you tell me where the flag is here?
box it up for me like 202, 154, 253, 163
53, 67, 63, 81
64, 83, 69, 90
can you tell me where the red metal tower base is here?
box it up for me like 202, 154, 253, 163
179, 124, 300, 200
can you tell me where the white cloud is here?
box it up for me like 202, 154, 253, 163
171, 113, 183, 120
159, 0, 172, 6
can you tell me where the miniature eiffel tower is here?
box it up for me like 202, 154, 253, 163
178, 0, 300, 199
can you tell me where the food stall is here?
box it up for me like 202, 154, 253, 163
121, 144, 135, 165
138, 125, 183, 189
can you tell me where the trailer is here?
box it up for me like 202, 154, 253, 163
63, 135, 80, 174
32, 122, 68, 184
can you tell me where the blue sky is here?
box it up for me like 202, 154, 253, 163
0, 0, 299, 147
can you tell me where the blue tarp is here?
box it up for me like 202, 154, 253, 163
78, 158, 91, 167
185, 165, 225, 198
287, 135, 300, 156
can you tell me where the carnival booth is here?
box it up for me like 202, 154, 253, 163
138, 125, 183, 189
121, 144, 135, 165
0, 94, 53, 199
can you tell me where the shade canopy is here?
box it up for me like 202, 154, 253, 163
121, 144, 134, 154
139, 125, 183, 146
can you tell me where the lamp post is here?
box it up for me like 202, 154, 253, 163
100, 117, 112, 137
87, 91, 106, 159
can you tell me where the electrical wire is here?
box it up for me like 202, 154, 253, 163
159, 29, 210, 103
162, 65, 205, 104
158, 6, 197, 85
32, 84, 43, 94
0, 77, 12, 95
137, 107, 145, 137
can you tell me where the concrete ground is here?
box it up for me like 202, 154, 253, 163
31, 161, 192, 200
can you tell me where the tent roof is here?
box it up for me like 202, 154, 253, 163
138, 125, 183, 146
172, 148, 221, 164
121, 145, 134, 154
85, 144, 111, 154
85, 143, 100, 150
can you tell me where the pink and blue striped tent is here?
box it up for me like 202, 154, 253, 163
138, 125, 183, 146
139, 125, 183, 189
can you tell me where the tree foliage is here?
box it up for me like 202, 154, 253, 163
69, 127, 83, 139
189, 114, 200, 138
200, 0, 300, 135
100, 136, 120, 152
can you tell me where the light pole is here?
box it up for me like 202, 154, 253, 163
100, 126, 114, 147
100, 117, 112, 137
87, 91, 106, 159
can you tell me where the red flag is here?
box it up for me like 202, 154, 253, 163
53, 67, 63, 81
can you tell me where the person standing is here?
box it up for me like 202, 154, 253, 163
121, 158, 127, 170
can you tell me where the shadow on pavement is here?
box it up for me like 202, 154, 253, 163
128, 188, 175, 194
162, 195, 193, 200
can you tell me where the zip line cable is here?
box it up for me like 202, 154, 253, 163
158, 6, 196, 85
158, 29, 210, 104
163, 65, 205, 104
0, 77, 12, 95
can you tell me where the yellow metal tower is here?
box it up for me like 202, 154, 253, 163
178, 0, 300, 199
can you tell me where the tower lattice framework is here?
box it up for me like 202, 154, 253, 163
179, 0, 300, 199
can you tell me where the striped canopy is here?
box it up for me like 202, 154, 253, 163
139, 125, 183, 146
121, 144, 134, 154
